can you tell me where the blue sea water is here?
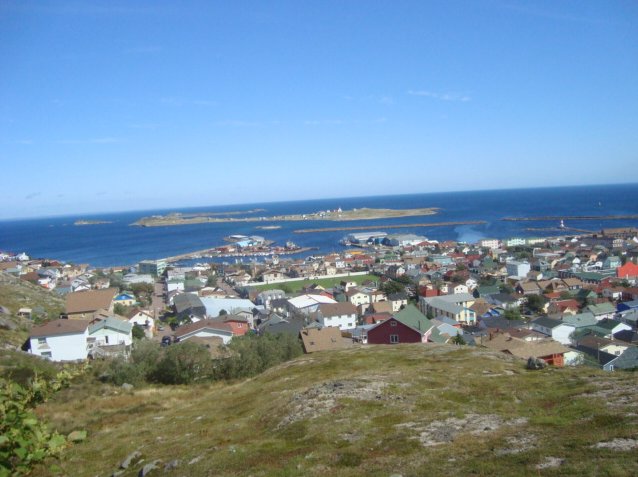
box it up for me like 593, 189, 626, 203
1, 184, 637, 268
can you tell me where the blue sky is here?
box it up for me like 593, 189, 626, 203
1, 0, 637, 219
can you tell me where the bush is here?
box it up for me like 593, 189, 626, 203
0, 370, 77, 475
214, 333, 303, 380
153, 342, 214, 385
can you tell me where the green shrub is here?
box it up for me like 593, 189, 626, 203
153, 342, 214, 385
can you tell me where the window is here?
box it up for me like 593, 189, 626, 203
37, 337, 47, 344
390, 320, 397, 327
390, 334, 399, 343
41, 352, 52, 358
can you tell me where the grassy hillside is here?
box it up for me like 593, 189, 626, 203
36, 345, 637, 476
0, 271, 65, 348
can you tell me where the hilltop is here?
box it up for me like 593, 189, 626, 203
36, 344, 637, 477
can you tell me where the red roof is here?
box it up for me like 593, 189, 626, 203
617, 262, 638, 279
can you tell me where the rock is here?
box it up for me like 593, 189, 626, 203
67, 430, 87, 442
122, 383, 134, 391
120, 450, 143, 469
111, 471, 125, 477
164, 459, 181, 471
0, 317, 17, 330
526, 356, 546, 370
188, 455, 203, 465
138, 460, 161, 476
536, 457, 564, 469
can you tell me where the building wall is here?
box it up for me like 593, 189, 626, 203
320, 313, 356, 331
367, 318, 422, 345
30, 332, 88, 361
89, 328, 132, 346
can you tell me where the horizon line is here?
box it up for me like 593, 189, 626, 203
1, 181, 637, 222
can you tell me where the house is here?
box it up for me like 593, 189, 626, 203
586, 302, 616, 321
616, 261, 638, 281
88, 317, 133, 348
612, 346, 638, 370
127, 309, 155, 336
393, 305, 436, 339
314, 302, 357, 330
367, 316, 427, 345
531, 316, 564, 338
369, 301, 394, 315
485, 293, 521, 310
572, 345, 619, 371
256, 289, 287, 309
208, 314, 251, 335
113, 293, 136, 307
65, 288, 118, 319
577, 335, 629, 357
300, 327, 349, 353
173, 319, 235, 344
387, 292, 408, 312
257, 313, 307, 336
483, 332, 568, 366
419, 293, 476, 325
28, 319, 91, 361
262, 270, 285, 283
345, 288, 371, 308
547, 299, 580, 316
516, 281, 542, 295
173, 293, 207, 321
287, 294, 337, 315
584, 319, 632, 339
200, 297, 256, 322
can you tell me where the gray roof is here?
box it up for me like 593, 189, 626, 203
532, 317, 563, 330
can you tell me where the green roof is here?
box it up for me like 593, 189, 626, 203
88, 316, 132, 334
587, 303, 616, 315
394, 305, 433, 333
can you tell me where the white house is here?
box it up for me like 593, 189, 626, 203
287, 294, 337, 315
173, 319, 234, 344
127, 309, 155, 336
29, 319, 91, 361
315, 303, 358, 331
88, 317, 133, 347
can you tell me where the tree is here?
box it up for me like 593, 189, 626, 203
132, 324, 145, 340
154, 342, 214, 385
381, 280, 405, 295
503, 307, 522, 321
525, 294, 546, 313
113, 303, 127, 316
451, 334, 466, 345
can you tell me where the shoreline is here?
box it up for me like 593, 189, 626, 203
131, 207, 439, 227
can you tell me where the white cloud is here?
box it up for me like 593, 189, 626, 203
408, 90, 471, 102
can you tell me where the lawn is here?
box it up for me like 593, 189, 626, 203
249, 274, 379, 292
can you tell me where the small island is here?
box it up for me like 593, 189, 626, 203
74, 220, 113, 226
132, 207, 439, 227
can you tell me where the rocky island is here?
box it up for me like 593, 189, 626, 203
132, 207, 439, 227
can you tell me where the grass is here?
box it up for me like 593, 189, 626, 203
0, 271, 65, 347
31, 344, 638, 477
249, 274, 379, 292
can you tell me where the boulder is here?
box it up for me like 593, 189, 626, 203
526, 356, 547, 370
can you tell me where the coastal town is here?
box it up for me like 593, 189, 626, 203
2, 226, 638, 371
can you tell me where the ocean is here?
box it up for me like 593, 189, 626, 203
1, 184, 637, 268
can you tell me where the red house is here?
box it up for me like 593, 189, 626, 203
367, 317, 425, 345
617, 262, 638, 280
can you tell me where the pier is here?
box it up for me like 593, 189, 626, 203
502, 215, 638, 221
293, 220, 487, 234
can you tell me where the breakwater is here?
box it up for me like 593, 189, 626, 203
294, 221, 487, 234
503, 215, 638, 221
